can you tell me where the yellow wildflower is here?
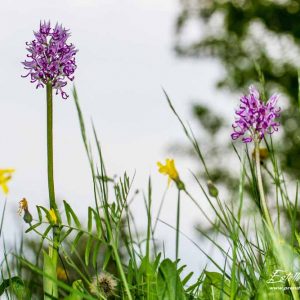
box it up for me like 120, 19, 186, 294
157, 159, 184, 190
18, 198, 29, 215
57, 266, 67, 281
18, 198, 33, 224
157, 158, 179, 181
48, 208, 57, 224
0, 169, 15, 195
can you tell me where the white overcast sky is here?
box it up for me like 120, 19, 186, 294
0, 0, 236, 276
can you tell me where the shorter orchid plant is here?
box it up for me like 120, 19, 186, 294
231, 84, 281, 230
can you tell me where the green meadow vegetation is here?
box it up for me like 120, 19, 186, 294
1, 19, 300, 300
1, 83, 300, 299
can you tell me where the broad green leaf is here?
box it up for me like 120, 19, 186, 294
157, 259, 186, 300
202, 272, 231, 300
0, 276, 25, 297
92, 240, 101, 268
43, 250, 58, 300
85, 236, 93, 265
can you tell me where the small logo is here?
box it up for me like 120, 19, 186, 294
267, 270, 300, 290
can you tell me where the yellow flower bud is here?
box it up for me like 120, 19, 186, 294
48, 208, 58, 225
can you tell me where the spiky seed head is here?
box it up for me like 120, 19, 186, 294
89, 272, 117, 298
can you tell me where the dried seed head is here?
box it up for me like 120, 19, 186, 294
89, 272, 117, 298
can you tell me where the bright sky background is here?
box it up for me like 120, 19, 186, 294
0, 0, 237, 278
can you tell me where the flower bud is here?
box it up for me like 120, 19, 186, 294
207, 180, 219, 198
23, 210, 33, 224
176, 180, 185, 191
47, 208, 58, 225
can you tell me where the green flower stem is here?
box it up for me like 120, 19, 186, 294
176, 190, 181, 261
45, 83, 59, 299
112, 245, 133, 300
46, 83, 57, 212
254, 139, 274, 231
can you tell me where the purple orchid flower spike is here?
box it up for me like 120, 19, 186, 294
22, 21, 78, 99
231, 85, 281, 143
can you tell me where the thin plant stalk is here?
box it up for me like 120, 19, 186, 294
176, 190, 181, 261
94, 188, 133, 299
112, 244, 132, 300
46, 83, 56, 212
44, 83, 59, 299
254, 138, 274, 231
